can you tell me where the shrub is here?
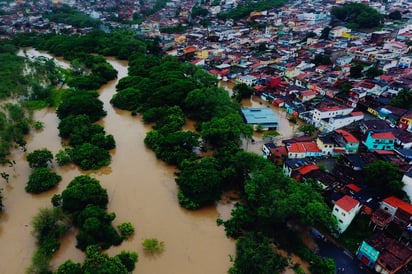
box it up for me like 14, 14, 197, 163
118, 222, 135, 239
142, 238, 164, 253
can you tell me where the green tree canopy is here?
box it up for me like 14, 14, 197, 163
363, 160, 405, 197
69, 142, 111, 170
390, 88, 412, 109
26, 168, 62, 194
201, 113, 253, 148
56, 91, 106, 122
232, 83, 254, 102
331, 3, 384, 29
61, 175, 108, 213
176, 158, 223, 209
26, 148, 54, 168
229, 233, 287, 274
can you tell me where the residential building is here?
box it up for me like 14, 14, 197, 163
311, 102, 353, 127
332, 195, 361, 233
334, 129, 360, 154
364, 131, 396, 151
357, 233, 412, 274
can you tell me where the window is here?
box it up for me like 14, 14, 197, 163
339, 219, 343, 223
342, 212, 346, 217
335, 208, 339, 212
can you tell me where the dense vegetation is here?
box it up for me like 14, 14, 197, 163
109, 36, 336, 272
3, 30, 337, 273
41, 175, 136, 273
218, 0, 286, 20
331, 3, 384, 29
44, 4, 100, 28
390, 88, 412, 109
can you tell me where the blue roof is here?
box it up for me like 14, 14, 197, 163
241, 107, 278, 127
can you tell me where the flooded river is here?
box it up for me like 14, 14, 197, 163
0, 50, 235, 273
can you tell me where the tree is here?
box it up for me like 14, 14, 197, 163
388, 10, 402, 21
331, 3, 384, 29
232, 83, 254, 102
75, 205, 123, 250
142, 238, 164, 253
229, 233, 287, 274
365, 66, 383, 79
313, 54, 331, 66
56, 91, 106, 122
82, 245, 128, 274
298, 124, 317, 136
70, 142, 111, 170
110, 87, 141, 111
55, 149, 71, 166
118, 222, 135, 239
201, 114, 252, 148
26, 148, 54, 168
56, 260, 83, 274
176, 158, 223, 209
114, 251, 138, 272
350, 64, 363, 79
61, 175, 108, 213
390, 88, 412, 109
25, 168, 62, 193
363, 160, 405, 197
320, 26, 331, 40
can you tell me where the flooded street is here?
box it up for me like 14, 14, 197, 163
220, 81, 300, 155
0, 50, 235, 273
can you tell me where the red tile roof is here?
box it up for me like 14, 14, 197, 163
346, 184, 361, 193
297, 164, 319, 175
371, 132, 396, 140
335, 195, 360, 212
287, 143, 306, 153
383, 196, 412, 215
335, 129, 359, 143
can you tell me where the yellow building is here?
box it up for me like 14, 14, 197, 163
196, 49, 209, 59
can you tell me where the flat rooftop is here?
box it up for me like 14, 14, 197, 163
241, 107, 278, 128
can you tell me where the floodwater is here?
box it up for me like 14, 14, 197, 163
219, 81, 300, 154
0, 49, 235, 273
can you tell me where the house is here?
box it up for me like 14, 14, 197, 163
303, 169, 341, 191
286, 141, 322, 159
398, 112, 412, 131
402, 169, 412, 201
241, 107, 278, 130
291, 164, 319, 182
356, 233, 412, 274
364, 131, 396, 151
296, 89, 317, 102
316, 135, 335, 156
269, 146, 288, 164
320, 111, 364, 133
359, 119, 392, 135
334, 129, 360, 154
332, 195, 361, 234
311, 102, 353, 128
283, 159, 311, 177
381, 196, 412, 229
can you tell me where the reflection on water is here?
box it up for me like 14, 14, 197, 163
1, 50, 235, 274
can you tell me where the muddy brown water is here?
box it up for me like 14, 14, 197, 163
0, 50, 235, 274
219, 81, 300, 155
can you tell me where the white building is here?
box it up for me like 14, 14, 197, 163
319, 111, 364, 133
311, 103, 353, 127
332, 195, 362, 234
